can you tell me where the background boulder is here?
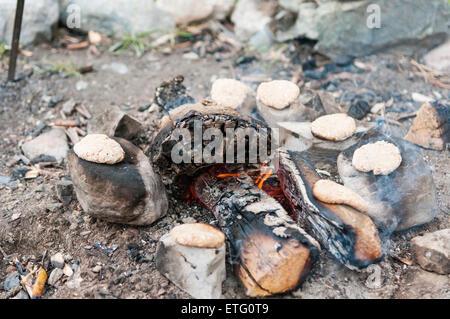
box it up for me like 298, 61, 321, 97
59, 0, 175, 36
0, 0, 59, 46
156, 0, 234, 25
276, 0, 450, 58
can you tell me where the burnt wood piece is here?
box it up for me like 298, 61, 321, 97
192, 170, 320, 297
67, 138, 168, 225
277, 149, 383, 269
87, 105, 143, 140
348, 100, 371, 120
154, 75, 195, 113
337, 136, 438, 232
150, 100, 274, 177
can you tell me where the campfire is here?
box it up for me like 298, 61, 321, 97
66, 76, 440, 298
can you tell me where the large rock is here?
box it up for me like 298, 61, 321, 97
424, 40, 450, 73
21, 128, 69, 164
156, 227, 226, 299
231, 0, 276, 42
156, 0, 234, 25
404, 102, 449, 151
277, 0, 450, 58
0, 0, 59, 46
411, 229, 450, 275
59, 0, 175, 36
67, 138, 168, 225
337, 135, 438, 233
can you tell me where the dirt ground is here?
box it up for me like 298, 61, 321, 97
0, 37, 449, 299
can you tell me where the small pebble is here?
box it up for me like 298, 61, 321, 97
183, 52, 199, 60
48, 268, 64, 286
92, 265, 102, 273
51, 252, 65, 269
63, 264, 74, 277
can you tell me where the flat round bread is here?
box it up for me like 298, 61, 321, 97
311, 113, 356, 141
170, 223, 225, 248
257, 80, 300, 110
74, 134, 125, 164
313, 179, 369, 213
211, 78, 250, 109
352, 141, 402, 175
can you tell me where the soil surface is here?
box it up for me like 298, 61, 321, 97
0, 37, 449, 299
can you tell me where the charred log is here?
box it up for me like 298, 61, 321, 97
150, 100, 274, 177
277, 149, 383, 269
192, 170, 320, 297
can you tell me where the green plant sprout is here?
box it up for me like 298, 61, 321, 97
110, 28, 193, 57
109, 30, 158, 57
33, 61, 81, 77
0, 43, 11, 59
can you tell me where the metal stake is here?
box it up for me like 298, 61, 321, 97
7, 0, 25, 82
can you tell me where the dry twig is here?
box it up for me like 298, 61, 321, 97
410, 59, 450, 89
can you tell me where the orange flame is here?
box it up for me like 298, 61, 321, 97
256, 167, 273, 189
216, 166, 273, 189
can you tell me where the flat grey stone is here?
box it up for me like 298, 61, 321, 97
21, 128, 68, 164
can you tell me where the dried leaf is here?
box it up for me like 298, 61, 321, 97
31, 268, 47, 298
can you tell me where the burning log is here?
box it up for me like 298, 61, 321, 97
191, 169, 320, 297
150, 100, 274, 177
67, 137, 168, 225
277, 149, 383, 269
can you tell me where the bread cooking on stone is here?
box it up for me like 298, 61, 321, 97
170, 223, 225, 249
256, 80, 300, 110
352, 140, 402, 175
73, 134, 125, 164
210, 78, 251, 109
311, 113, 356, 141
313, 179, 369, 213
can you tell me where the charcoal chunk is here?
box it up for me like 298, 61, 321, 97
348, 100, 371, 120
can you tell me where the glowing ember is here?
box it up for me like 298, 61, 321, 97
217, 172, 242, 178
216, 166, 274, 190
